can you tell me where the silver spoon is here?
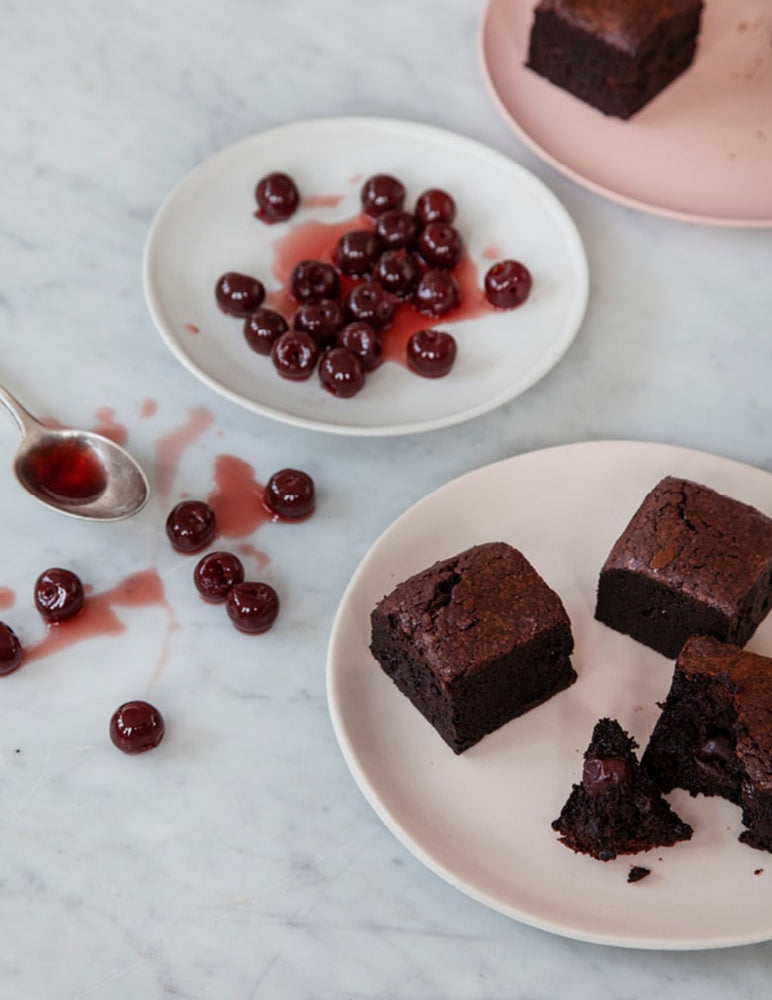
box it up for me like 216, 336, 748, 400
0, 383, 149, 521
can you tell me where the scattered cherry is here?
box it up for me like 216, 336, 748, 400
243, 307, 288, 356
414, 269, 460, 316
193, 551, 245, 603
416, 223, 463, 270
271, 329, 320, 380
264, 468, 316, 519
334, 230, 381, 277
406, 329, 457, 378
344, 281, 395, 329
484, 259, 532, 309
226, 582, 280, 634
374, 209, 418, 249
337, 321, 383, 371
374, 248, 419, 298
110, 700, 165, 755
34, 568, 84, 624
360, 174, 406, 217
165, 500, 216, 553
319, 347, 366, 398
290, 259, 340, 302
293, 299, 344, 349
215, 272, 265, 317
255, 172, 300, 224
0, 622, 22, 675
415, 188, 456, 225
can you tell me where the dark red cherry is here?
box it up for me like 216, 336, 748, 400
271, 329, 320, 380
0, 622, 22, 675
334, 230, 381, 277
226, 582, 280, 633
293, 298, 344, 349
337, 321, 383, 371
243, 307, 288, 356
416, 223, 463, 270
360, 174, 406, 217
290, 259, 340, 302
110, 700, 165, 755
406, 329, 457, 378
582, 755, 631, 793
415, 188, 456, 226
215, 272, 265, 318
414, 269, 460, 316
344, 281, 395, 330
165, 500, 216, 553
374, 249, 419, 298
264, 468, 316, 519
254, 172, 300, 224
193, 551, 245, 603
374, 209, 418, 249
319, 347, 366, 398
34, 568, 84, 623
484, 259, 532, 309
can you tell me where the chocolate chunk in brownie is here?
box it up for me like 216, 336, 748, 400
526, 0, 704, 119
369, 542, 576, 754
643, 635, 772, 853
595, 476, 772, 659
553, 717, 692, 860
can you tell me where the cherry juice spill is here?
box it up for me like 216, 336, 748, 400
302, 194, 343, 210
92, 406, 128, 446
206, 455, 271, 538
23, 438, 107, 502
140, 398, 158, 419
0, 587, 15, 610
154, 406, 215, 505
236, 543, 271, 571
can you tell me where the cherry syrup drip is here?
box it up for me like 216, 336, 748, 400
206, 455, 312, 539
92, 407, 128, 446
154, 406, 215, 505
24, 568, 177, 669
0, 588, 15, 610
24, 438, 108, 503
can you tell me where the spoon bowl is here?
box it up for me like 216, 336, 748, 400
0, 384, 149, 521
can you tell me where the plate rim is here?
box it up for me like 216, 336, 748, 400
326, 438, 772, 950
142, 115, 589, 437
477, 0, 772, 230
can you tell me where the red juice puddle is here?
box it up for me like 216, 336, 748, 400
92, 407, 128, 446
236, 543, 271, 572
206, 455, 272, 538
482, 241, 504, 260
185, 323, 200, 334
0, 587, 15, 610
265, 212, 366, 317
24, 569, 178, 676
349, 173, 363, 184
381, 254, 492, 366
154, 406, 215, 506
140, 398, 158, 419
303, 194, 343, 210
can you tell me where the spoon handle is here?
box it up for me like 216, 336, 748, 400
0, 383, 42, 437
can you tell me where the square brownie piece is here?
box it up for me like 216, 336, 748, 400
526, 0, 704, 119
642, 635, 772, 853
595, 477, 772, 658
369, 542, 576, 754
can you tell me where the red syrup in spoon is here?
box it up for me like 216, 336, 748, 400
24, 437, 108, 503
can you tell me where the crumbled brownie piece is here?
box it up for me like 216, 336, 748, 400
369, 542, 576, 753
627, 865, 652, 883
595, 477, 772, 658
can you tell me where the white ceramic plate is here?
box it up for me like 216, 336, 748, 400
143, 118, 588, 436
479, 0, 772, 227
327, 441, 772, 949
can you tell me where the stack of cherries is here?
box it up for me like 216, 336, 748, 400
215, 172, 532, 398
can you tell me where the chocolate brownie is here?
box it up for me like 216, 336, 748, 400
369, 542, 576, 754
595, 477, 772, 659
526, 0, 704, 119
642, 635, 772, 853
552, 717, 692, 860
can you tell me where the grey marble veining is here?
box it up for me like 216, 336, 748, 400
1, 0, 771, 997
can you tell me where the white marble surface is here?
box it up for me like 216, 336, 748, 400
1, 0, 771, 997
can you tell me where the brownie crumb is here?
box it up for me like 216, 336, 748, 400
754, 868, 764, 875
627, 866, 651, 883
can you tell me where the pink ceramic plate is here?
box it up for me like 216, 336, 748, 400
479, 0, 772, 226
